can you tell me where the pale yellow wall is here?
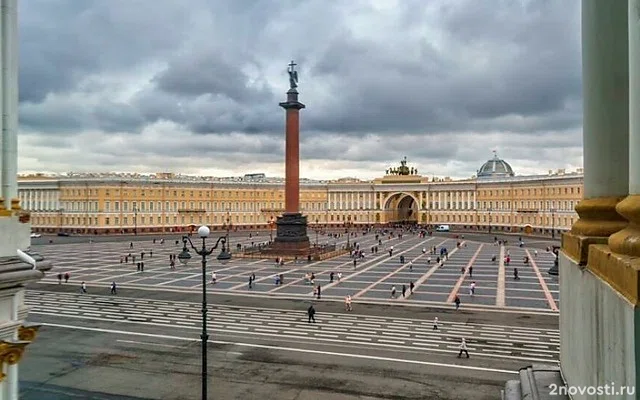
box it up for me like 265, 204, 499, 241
20, 173, 583, 234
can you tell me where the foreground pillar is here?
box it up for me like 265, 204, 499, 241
559, 2, 639, 399
0, 0, 18, 212
273, 61, 309, 254
609, 0, 640, 258
562, 0, 629, 265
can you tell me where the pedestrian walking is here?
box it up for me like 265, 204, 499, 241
211, 271, 217, 284
129, 242, 133, 249
391, 285, 397, 299
469, 281, 476, 296
409, 261, 413, 271
402, 284, 407, 298
330, 272, 334, 282
454, 295, 461, 310
468, 266, 473, 278
140, 261, 144, 272
110, 281, 117, 295
337, 272, 342, 281
141, 252, 145, 260
353, 259, 357, 269
150, 250, 153, 258
317, 285, 321, 299
433, 317, 439, 330
427, 256, 431, 264
248, 275, 253, 289
457, 338, 470, 358
57, 273, 62, 284
137, 262, 141, 271
80, 281, 87, 294
409, 281, 414, 294
514, 268, 520, 280
307, 305, 316, 323
345, 295, 352, 311
64, 272, 70, 283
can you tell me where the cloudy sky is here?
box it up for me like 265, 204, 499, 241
17, 0, 582, 180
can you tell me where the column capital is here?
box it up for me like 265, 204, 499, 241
0, 341, 28, 382
18, 324, 40, 342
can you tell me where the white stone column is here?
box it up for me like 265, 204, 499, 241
609, 0, 640, 257
1, 0, 18, 209
581, 0, 629, 200
629, 0, 640, 195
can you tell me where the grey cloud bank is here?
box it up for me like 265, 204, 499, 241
17, 0, 583, 180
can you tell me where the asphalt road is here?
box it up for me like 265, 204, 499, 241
20, 287, 557, 400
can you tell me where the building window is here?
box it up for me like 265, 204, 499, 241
105, 217, 110, 225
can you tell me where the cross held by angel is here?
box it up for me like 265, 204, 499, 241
288, 60, 299, 89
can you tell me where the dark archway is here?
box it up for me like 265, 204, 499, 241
397, 195, 416, 222
383, 193, 419, 223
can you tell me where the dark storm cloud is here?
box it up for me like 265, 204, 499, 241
19, 0, 191, 102
17, 0, 584, 178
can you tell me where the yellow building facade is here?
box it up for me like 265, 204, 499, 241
18, 156, 583, 236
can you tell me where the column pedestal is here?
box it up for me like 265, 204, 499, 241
271, 213, 310, 255
563, 197, 628, 264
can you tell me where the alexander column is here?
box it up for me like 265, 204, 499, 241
273, 61, 310, 254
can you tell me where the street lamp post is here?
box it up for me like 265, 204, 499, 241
269, 216, 274, 242
345, 217, 351, 249
177, 226, 232, 400
488, 207, 493, 233
550, 209, 556, 239
225, 210, 232, 250
133, 205, 138, 236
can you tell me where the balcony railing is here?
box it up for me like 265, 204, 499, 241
516, 208, 539, 214
177, 208, 206, 213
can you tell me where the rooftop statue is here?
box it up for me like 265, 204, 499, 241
288, 60, 298, 89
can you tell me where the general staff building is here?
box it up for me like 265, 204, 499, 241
17, 155, 582, 236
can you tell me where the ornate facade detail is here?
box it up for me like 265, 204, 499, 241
18, 325, 40, 342
0, 341, 28, 382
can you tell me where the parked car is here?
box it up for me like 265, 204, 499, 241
29, 233, 41, 238
57, 232, 70, 237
